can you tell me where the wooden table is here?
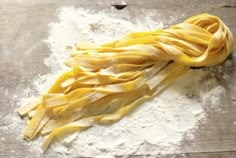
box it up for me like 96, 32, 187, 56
0, 0, 236, 157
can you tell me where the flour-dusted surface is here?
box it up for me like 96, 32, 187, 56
18, 7, 228, 157
1, 0, 236, 158
51, 69, 226, 157
33, 7, 164, 93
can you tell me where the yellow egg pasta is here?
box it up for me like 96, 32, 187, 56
18, 13, 234, 151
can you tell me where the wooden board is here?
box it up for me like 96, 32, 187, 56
0, 0, 236, 157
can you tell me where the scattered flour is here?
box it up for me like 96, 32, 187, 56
17, 6, 230, 157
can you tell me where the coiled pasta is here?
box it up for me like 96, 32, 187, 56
18, 13, 234, 151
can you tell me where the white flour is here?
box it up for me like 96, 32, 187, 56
18, 6, 230, 157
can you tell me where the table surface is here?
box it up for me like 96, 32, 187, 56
0, 0, 236, 157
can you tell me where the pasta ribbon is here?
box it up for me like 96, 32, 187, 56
18, 13, 234, 151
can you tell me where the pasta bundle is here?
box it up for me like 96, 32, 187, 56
18, 13, 234, 151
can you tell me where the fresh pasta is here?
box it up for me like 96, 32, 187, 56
18, 13, 234, 151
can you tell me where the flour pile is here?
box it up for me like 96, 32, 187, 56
19, 7, 230, 157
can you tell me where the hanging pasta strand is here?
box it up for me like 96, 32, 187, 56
18, 13, 234, 151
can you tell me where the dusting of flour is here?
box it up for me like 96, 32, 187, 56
19, 7, 230, 157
